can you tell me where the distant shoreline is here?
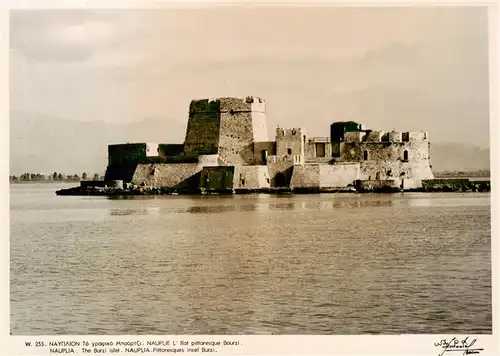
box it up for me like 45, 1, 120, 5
433, 170, 490, 178
9, 181, 80, 184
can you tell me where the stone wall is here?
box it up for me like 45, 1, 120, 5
252, 111, 269, 142
183, 99, 221, 155
158, 144, 184, 157
200, 164, 271, 192
401, 178, 423, 190
218, 97, 266, 165
253, 141, 276, 165
218, 110, 255, 165
220, 96, 268, 142
290, 165, 320, 188
105, 143, 148, 182
331, 142, 343, 157
183, 97, 267, 166
339, 140, 433, 181
195, 154, 219, 167
356, 179, 402, 192
131, 163, 201, 189
233, 165, 271, 190
290, 163, 359, 188
219, 96, 265, 113
108, 143, 147, 166
305, 137, 332, 163
276, 127, 305, 158
104, 163, 139, 182
318, 164, 359, 187
267, 155, 294, 187
199, 166, 235, 191
143, 155, 199, 164
344, 131, 365, 143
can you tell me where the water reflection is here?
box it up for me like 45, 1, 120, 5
108, 209, 147, 216
10, 186, 492, 335
104, 197, 406, 218
106, 199, 400, 217
187, 205, 237, 214
103, 193, 492, 220
108, 207, 160, 216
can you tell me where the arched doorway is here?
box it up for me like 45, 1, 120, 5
275, 172, 287, 187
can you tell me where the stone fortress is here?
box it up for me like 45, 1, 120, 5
103, 96, 434, 193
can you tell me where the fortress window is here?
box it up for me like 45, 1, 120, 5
287, 148, 292, 155
363, 150, 369, 160
261, 150, 268, 164
315, 143, 326, 158
403, 150, 409, 161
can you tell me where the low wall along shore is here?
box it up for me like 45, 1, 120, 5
55, 178, 490, 196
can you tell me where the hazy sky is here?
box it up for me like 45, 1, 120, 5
10, 6, 490, 146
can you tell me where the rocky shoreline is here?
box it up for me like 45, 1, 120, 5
55, 179, 490, 196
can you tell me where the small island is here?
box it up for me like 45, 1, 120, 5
55, 96, 490, 196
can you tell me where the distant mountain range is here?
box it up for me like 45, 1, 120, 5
9, 112, 490, 176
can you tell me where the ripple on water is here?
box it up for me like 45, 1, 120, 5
9, 186, 492, 334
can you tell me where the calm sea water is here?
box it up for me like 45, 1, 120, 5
10, 183, 492, 335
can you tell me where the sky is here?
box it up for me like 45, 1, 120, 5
9, 6, 491, 147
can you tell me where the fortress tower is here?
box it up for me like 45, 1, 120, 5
276, 127, 306, 159
183, 96, 268, 165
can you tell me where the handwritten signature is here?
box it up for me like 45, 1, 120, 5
434, 337, 483, 356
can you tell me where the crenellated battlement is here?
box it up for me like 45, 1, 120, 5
344, 131, 365, 143
365, 131, 384, 142
276, 127, 305, 137
145, 143, 159, 157
189, 96, 266, 114
388, 131, 402, 142
275, 127, 306, 158
405, 132, 428, 142
344, 130, 429, 143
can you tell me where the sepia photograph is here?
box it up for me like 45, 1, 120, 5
4, 2, 496, 352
